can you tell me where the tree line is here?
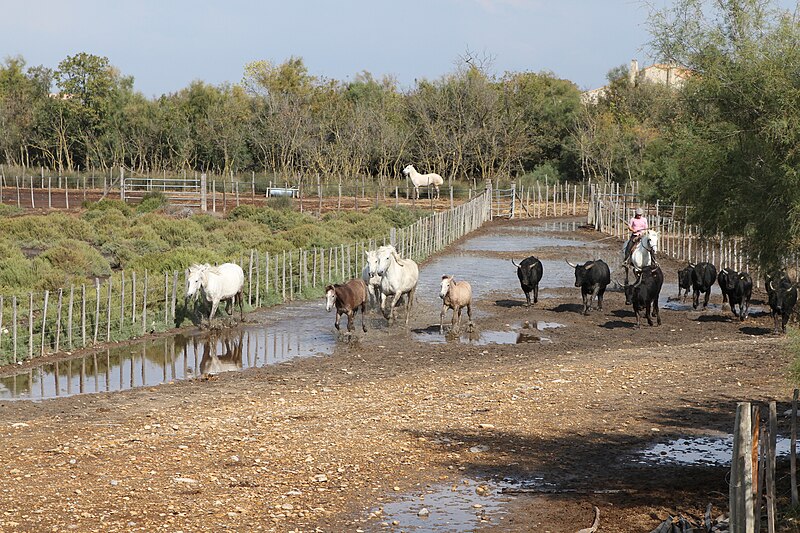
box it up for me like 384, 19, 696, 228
0, 53, 583, 185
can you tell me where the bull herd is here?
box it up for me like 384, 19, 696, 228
324, 244, 799, 336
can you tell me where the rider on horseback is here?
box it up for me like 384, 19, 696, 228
623, 207, 649, 265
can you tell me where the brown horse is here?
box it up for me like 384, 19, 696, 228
325, 279, 368, 333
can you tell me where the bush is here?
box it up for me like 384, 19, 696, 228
0, 204, 23, 217
38, 240, 111, 279
0, 255, 37, 289
136, 191, 169, 214
228, 205, 312, 231
0, 213, 96, 247
83, 198, 133, 217
129, 246, 226, 273
140, 214, 206, 247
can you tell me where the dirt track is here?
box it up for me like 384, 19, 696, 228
0, 217, 794, 532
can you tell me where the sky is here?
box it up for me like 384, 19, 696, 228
0, 0, 786, 98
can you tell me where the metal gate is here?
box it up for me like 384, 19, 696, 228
121, 176, 203, 208
492, 187, 516, 218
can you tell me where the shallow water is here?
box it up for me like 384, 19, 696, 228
367, 479, 512, 532
637, 435, 790, 466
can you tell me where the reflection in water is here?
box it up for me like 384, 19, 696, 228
0, 312, 336, 401
199, 332, 244, 376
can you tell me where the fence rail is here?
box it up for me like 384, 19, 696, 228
0, 190, 492, 365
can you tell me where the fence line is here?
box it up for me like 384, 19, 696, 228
586, 182, 779, 287
0, 189, 492, 364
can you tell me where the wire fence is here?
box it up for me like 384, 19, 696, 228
0, 189, 492, 365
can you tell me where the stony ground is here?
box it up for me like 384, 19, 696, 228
0, 217, 796, 533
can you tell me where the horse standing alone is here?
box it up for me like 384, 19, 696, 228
186, 263, 245, 325
439, 275, 473, 334
403, 164, 444, 200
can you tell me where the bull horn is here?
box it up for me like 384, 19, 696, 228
511, 259, 519, 267
391, 251, 405, 266
565, 259, 577, 268
769, 280, 775, 291
688, 262, 695, 268
584, 261, 594, 270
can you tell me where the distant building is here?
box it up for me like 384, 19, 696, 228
581, 59, 692, 104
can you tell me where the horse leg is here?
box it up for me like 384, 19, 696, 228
209, 299, 220, 325
334, 310, 341, 330
466, 303, 473, 331
404, 287, 416, 326
440, 304, 447, 334
386, 293, 402, 324
360, 301, 367, 333
347, 310, 355, 332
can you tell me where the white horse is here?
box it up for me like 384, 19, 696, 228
371, 245, 419, 325
622, 229, 659, 284
186, 263, 245, 324
403, 164, 444, 200
362, 250, 383, 311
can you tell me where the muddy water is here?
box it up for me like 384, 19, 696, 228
367, 479, 513, 532
0, 220, 597, 401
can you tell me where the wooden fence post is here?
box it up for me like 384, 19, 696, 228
12, 296, 17, 363
142, 270, 148, 335
67, 286, 74, 350
793, 389, 799, 507
766, 401, 777, 533
54, 289, 62, 354
730, 401, 754, 533
106, 278, 113, 342
40, 290, 49, 355
93, 279, 100, 344
28, 292, 33, 359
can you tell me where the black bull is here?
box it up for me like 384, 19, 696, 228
690, 262, 717, 310
566, 259, 611, 315
512, 256, 543, 307
767, 275, 797, 334
718, 268, 752, 321
624, 266, 663, 327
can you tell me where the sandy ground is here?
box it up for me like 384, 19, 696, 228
0, 217, 795, 533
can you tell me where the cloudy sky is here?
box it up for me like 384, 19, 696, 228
0, 0, 791, 97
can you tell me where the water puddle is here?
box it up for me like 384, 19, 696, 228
367, 479, 512, 531
413, 321, 562, 346
0, 302, 338, 401
637, 435, 790, 467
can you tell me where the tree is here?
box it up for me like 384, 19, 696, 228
649, 0, 800, 267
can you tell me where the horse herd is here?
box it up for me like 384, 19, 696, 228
183, 231, 798, 338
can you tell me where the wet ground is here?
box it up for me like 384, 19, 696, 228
0, 216, 794, 533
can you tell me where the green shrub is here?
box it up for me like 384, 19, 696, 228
0, 204, 23, 217
38, 240, 111, 278
191, 213, 227, 232
266, 195, 294, 210
228, 205, 312, 231
214, 219, 275, 250
129, 246, 226, 273
140, 213, 205, 247
136, 191, 169, 214
82, 198, 133, 217
0, 255, 37, 289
